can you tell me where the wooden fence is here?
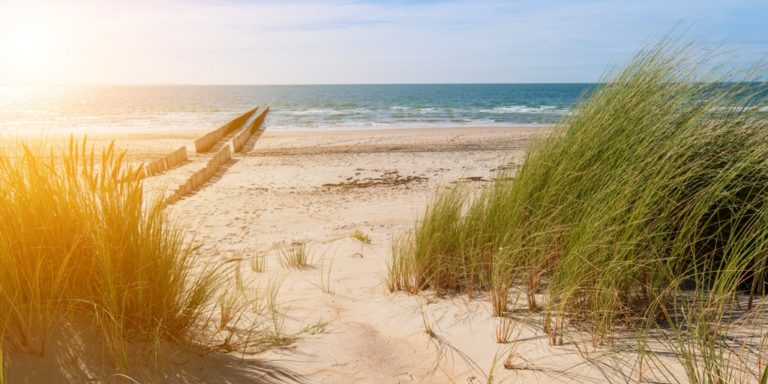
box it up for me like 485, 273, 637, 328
165, 144, 232, 205
194, 108, 258, 153
144, 157, 166, 178
162, 105, 269, 205
164, 146, 188, 169
140, 145, 188, 179
232, 105, 270, 153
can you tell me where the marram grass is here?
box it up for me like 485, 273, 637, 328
0, 138, 225, 377
389, 40, 768, 382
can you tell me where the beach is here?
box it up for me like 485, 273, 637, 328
3, 124, 593, 384
136, 126, 519, 379
136, 125, 573, 383
2, 111, 765, 383
1, 1, 765, 382
0, 84, 578, 381
3, 117, 763, 384
68, 124, 645, 384
153, 126, 540, 243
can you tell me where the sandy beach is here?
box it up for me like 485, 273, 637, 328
2, 125, 582, 384
82, 125, 640, 384
4, 123, 760, 384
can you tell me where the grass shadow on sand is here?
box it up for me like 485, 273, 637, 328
3, 321, 307, 384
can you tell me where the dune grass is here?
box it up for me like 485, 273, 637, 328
277, 241, 311, 269
350, 230, 372, 244
389, 39, 768, 381
250, 253, 268, 273
0, 138, 240, 378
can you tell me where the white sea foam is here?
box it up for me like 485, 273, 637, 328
266, 120, 549, 132
286, 108, 342, 116
479, 105, 567, 114
710, 105, 768, 113
285, 108, 371, 116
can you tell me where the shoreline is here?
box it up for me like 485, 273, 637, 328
0, 123, 554, 138
262, 123, 552, 135
1, 125, 554, 161
261, 122, 555, 133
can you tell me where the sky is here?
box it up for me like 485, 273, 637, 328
0, 0, 766, 85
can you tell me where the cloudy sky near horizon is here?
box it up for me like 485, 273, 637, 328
0, 0, 766, 85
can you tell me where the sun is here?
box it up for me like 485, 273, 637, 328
8, 30, 48, 62
0, 11, 58, 84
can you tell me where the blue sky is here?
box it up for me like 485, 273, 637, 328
0, 0, 766, 84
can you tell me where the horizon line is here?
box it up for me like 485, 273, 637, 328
0, 82, 603, 87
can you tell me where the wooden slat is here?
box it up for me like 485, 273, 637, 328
194, 108, 258, 153
164, 146, 188, 169
233, 105, 270, 153
165, 143, 233, 205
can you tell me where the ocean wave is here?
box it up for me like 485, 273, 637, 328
285, 108, 372, 116
709, 105, 768, 113
266, 120, 550, 132
479, 105, 568, 114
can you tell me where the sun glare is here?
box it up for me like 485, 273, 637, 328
0, 11, 58, 84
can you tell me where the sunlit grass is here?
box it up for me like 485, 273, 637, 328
0, 138, 241, 377
390, 39, 768, 382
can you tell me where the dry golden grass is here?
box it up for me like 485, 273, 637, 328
0, 138, 261, 380
277, 241, 311, 269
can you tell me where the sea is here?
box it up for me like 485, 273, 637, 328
0, 84, 594, 134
